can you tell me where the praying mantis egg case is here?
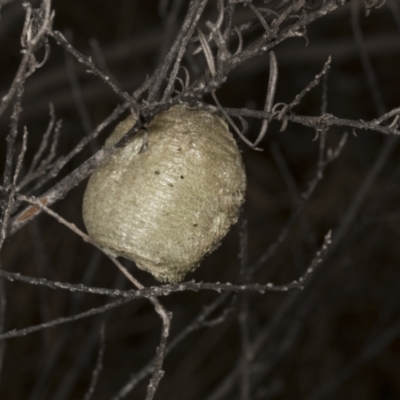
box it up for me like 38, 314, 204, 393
82, 104, 246, 283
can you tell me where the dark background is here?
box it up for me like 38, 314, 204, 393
1, 0, 400, 399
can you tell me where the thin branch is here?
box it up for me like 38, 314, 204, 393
0, 296, 133, 341
26, 103, 56, 175
112, 294, 234, 399
10, 106, 142, 234
157, 0, 185, 64
148, 0, 208, 102
110, 259, 171, 400
25, 103, 128, 194
0, 0, 53, 119
374, 107, 400, 126
18, 119, 62, 191
270, 142, 318, 249
247, 2, 271, 39
64, 31, 93, 136
2, 86, 23, 199
83, 324, 106, 400
225, 108, 400, 137
50, 29, 140, 118
0, 268, 133, 298
249, 134, 346, 274
270, 0, 305, 33
28, 251, 104, 400
192, 0, 224, 54
160, 0, 208, 101
351, 0, 385, 116
189, 1, 342, 96
13, 126, 28, 186
29, 219, 52, 349
238, 219, 251, 400
273, 56, 331, 128
0, 265, 329, 299
1, 86, 25, 251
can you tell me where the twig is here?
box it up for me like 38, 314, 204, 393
110, 259, 171, 400
50, 318, 105, 400
192, 0, 224, 54
0, 0, 53, 119
64, 30, 93, 136
157, 0, 185, 64
238, 219, 251, 400
272, 56, 331, 130
189, 0, 342, 95
50, 30, 140, 118
250, 132, 346, 274
0, 87, 25, 251
0, 268, 132, 298
28, 251, 105, 400
351, 0, 385, 116
112, 294, 234, 399
270, 142, 318, 249
29, 219, 52, 348
83, 323, 106, 400
2, 86, 23, 205
247, 2, 271, 39
148, 0, 208, 102
270, 0, 305, 34
89, 38, 121, 89
0, 296, 133, 341
10, 108, 143, 234
26, 103, 128, 194
160, 0, 208, 101
26, 103, 56, 175
0, 264, 332, 299
225, 108, 400, 136
317, 64, 329, 170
